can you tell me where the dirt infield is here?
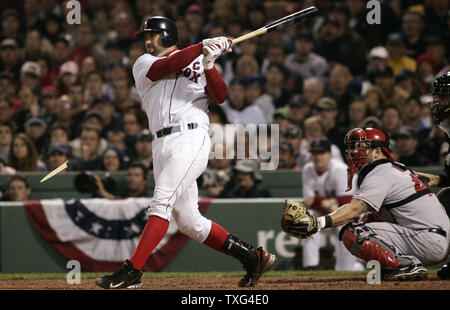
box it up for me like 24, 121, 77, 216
0, 274, 449, 290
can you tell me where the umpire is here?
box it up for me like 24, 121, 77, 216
416, 71, 450, 280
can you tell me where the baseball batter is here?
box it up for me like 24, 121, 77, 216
301, 137, 362, 270
317, 127, 450, 280
96, 17, 275, 289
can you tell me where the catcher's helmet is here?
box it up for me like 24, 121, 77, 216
430, 71, 450, 135
344, 127, 392, 191
138, 16, 178, 47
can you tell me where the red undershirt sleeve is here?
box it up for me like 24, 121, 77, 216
204, 67, 227, 104
146, 43, 203, 81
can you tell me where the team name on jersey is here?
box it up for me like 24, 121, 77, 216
177, 61, 201, 84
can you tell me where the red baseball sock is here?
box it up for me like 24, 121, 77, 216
203, 222, 230, 251
130, 215, 169, 270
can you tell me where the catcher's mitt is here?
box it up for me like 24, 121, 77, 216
281, 200, 319, 239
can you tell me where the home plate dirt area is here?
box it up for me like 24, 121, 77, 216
0, 274, 449, 290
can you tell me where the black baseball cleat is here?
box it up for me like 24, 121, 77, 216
239, 247, 277, 287
95, 260, 143, 289
383, 262, 427, 281
437, 264, 450, 280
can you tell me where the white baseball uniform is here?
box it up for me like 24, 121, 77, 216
301, 158, 363, 270
133, 49, 214, 243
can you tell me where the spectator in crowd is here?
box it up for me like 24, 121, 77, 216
264, 62, 292, 108
40, 87, 58, 124
24, 117, 48, 155
402, 95, 431, 134
51, 94, 73, 133
416, 53, 438, 93
20, 61, 41, 90
347, 97, 369, 130
314, 97, 347, 155
0, 96, 15, 129
69, 127, 103, 171
208, 103, 228, 125
47, 142, 70, 172
298, 115, 344, 167
0, 9, 22, 46
324, 63, 356, 126
13, 85, 41, 132
94, 162, 150, 199
0, 38, 21, 82
56, 60, 79, 95
363, 85, 385, 116
315, 16, 366, 76
202, 143, 233, 197
51, 36, 72, 74
288, 94, 311, 129
284, 31, 327, 81
245, 74, 274, 123
424, 36, 447, 71
381, 104, 403, 137
303, 77, 325, 108
4, 174, 31, 201
222, 77, 266, 125
0, 121, 14, 162
101, 146, 127, 172
277, 139, 300, 170
395, 69, 423, 97
133, 129, 153, 170
8, 133, 46, 172
112, 78, 139, 113
107, 129, 127, 154
49, 124, 70, 145
260, 42, 286, 75
372, 66, 409, 109
234, 54, 260, 81
92, 95, 123, 138
122, 108, 147, 157
272, 106, 292, 134
282, 125, 303, 168
386, 32, 417, 77
76, 110, 104, 139
0, 74, 19, 110
401, 10, 426, 59
395, 126, 430, 167
84, 70, 108, 105
0, 156, 16, 175
349, 0, 384, 48
219, 159, 270, 198
358, 46, 389, 93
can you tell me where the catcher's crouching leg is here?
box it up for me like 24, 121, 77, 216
340, 225, 401, 269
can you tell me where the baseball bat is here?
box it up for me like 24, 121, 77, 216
232, 6, 318, 44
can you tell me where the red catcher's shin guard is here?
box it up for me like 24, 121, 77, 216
341, 227, 400, 269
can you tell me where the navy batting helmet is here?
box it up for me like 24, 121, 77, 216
138, 16, 178, 47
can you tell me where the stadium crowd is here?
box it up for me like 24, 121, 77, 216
0, 0, 449, 200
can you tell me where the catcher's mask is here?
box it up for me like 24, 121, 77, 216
344, 127, 392, 191
430, 71, 450, 137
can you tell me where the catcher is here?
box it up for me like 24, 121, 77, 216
282, 127, 450, 280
